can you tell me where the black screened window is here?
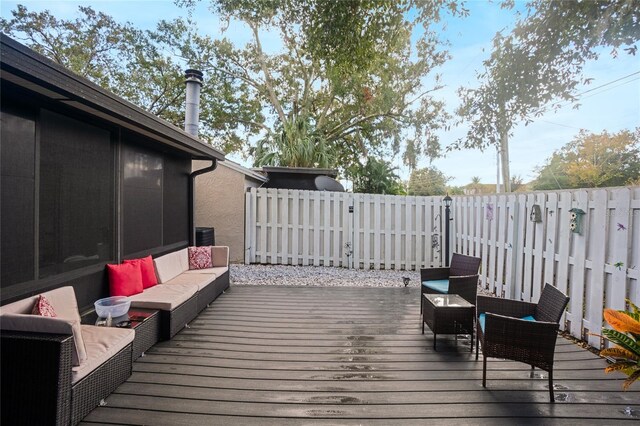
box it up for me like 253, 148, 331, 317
38, 109, 114, 278
1, 106, 36, 287
122, 143, 163, 255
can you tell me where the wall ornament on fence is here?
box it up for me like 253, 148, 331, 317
569, 208, 586, 234
485, 203, 494, 221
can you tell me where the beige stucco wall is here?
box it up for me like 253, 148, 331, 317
193, 160, 263, 263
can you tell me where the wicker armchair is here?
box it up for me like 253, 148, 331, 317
475, 284, 570, 402
420, 253, 481, 312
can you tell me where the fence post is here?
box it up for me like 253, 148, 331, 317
244, 188, 254, 264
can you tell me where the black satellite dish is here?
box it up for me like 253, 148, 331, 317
314, 175, 345, 192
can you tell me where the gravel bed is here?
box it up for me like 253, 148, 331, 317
230, 264, 491, 295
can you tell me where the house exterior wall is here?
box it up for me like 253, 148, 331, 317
1, 85, 192, 309
194, 161, 263, 263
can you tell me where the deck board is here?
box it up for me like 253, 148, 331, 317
81, 286, 639, 424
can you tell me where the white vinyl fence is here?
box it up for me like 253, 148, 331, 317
452, 188, 640, 347
245, 188, 448, 270
245, 187, 640, 346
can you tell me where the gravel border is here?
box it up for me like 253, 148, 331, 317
230, 264, 491, 295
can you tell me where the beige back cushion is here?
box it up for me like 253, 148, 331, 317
0, 286, 88, 366
177, 248, 189, 272
211, 246, 229, 267
154, 250, 188, 283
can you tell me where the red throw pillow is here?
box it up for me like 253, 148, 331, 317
188, 246, 212, 270
31, 295, 57, 317
124, 256, 158, 289
107, 262, 143, 297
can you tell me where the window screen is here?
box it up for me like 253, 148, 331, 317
38, 109, 114, 278
122, 143, 163, 255
1, 106, 36, 287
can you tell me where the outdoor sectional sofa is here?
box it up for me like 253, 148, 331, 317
1, 286, 134, 425
0, 246, 230, 425
127, 246, 230, 339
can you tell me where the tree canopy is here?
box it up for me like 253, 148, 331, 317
347, 157, 405, 195
453, 0, 639, 192
531, 128, 640, 190
190, 0, 467, 169
0, 5, 261, 153
407, 166, 450, 196
2, 1, 467, 170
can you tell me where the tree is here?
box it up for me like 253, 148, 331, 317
407, 166, 449, 196
347, 157, 405, 195
252, 116, 333, 168
510, 175, 525, 192
532, 129, 640, 190
446, 186, 465, 196
454, 0, 639, 192
0, 6, 262, 153
173, 0, 466, 168
469, 176, 482, 194
3, 1, 469, 168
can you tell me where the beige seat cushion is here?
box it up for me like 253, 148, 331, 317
163, 273, 216, 291
128, 283, 198, 311
183, 266, 228, 277
72, 325, 134, 384
0, 286, 87, 366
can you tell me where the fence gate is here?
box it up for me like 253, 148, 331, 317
244, 188, 447, 270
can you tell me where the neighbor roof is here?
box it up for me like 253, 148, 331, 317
0, 34, 225, 161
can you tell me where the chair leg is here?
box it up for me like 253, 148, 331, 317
530, 365, 535, 378
475, 333, 479, 360
549, 370, 554, 403
482, 356, 487, 387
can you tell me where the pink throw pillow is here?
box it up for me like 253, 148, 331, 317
188, 246, 212, 270
107, 262, 143, 297
31, 295, 57, 317
124, 256, 158, 289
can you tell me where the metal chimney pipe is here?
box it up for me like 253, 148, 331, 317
184, 69, 203, 137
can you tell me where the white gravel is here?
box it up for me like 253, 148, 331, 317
230, 264, 491, 295
230, 264, 420, 287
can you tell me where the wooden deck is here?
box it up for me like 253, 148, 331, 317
82, 286, 639, 425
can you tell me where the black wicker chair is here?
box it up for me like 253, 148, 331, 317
420, 253, 481, 312
475, 284, 570, 402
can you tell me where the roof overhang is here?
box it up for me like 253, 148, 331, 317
0, 34, 225, 162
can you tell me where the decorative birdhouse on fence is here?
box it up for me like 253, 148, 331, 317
569, 208, 585, 234
530, 204, 542, 223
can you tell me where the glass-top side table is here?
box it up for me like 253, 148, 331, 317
422, 294, 475, 351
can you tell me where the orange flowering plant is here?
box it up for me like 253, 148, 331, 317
601, 299, 640, 390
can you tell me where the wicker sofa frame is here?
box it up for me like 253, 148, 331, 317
475, 284, 570, 402
161, 293, 199, 340
420, 253, 481, 311
1, 330, 132, 425
196, 269, 230, 313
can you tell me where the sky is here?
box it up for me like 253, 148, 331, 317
2, 0, 639, 187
